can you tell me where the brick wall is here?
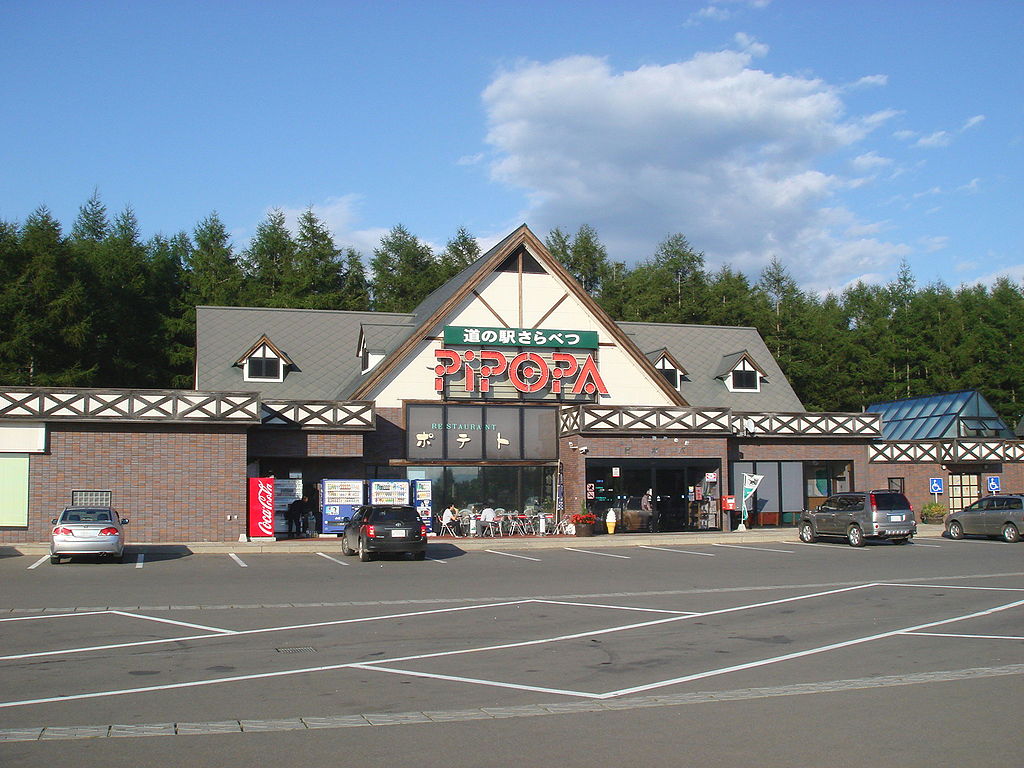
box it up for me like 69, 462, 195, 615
0, 423, 248, 544
733, 439, 872, 492
247, 429, 364, 458
866, 461, 1024, 514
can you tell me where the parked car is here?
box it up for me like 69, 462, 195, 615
945, 494, 1023, 542
798, 491, 916, 547
49, 506, 129, 563
341, 504, 427, 561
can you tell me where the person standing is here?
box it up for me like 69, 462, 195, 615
286, 496, 304, 538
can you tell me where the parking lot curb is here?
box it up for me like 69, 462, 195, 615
6, 524, 946, 556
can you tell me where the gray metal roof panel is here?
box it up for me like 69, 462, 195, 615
618, 322, 804, 411
196, 305, 414, 401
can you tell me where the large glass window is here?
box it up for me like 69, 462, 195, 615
803, 461, 854, 509
396, 465, 555, 513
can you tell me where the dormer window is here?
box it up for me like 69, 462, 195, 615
649, 349, 687, 392
726, 358, 760, 392
717, 351, 765, 393
246, 349, 281, 381
235, 335, 292, 383
732, 366, 757, 390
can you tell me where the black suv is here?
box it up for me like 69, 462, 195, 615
799, 491, 916, 547
341, 505, 427, 561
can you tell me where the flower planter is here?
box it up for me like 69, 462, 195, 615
575, 523, 595, 537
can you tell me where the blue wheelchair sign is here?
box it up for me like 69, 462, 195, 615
929, 477, 944, 494
987, 476, 1001, 493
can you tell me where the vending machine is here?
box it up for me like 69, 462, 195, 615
320, 479, 365, 534
412, 478, 433, 533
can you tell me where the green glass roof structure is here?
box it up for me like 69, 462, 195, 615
867, 390, 1012, 441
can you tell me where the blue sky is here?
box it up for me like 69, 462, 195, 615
2, 0, 1021, 293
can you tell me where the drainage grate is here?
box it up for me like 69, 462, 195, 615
276, 647, 317, 654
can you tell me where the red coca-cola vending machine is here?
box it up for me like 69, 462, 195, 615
248, 477, 276, 539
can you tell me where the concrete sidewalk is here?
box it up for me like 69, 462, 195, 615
6, 525, 945, 556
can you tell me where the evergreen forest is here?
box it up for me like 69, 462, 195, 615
2, 196, 1021, 428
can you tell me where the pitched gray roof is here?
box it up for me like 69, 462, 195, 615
195, 306, 414, 400
618, 322, 804, 412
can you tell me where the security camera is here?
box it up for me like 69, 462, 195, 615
578, 446, 589, 454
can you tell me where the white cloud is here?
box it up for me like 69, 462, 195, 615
893, 129, 917, 141
919, 235, 949, 253
958, 178, 981, 194
733, 32, 769, 57
686, 0, 771, 26
482, 51, 909, 288
961, 114, 985, 131
847, 74, 888, 90
277, 195, 389, 256
915, 130, 952, 148
961, 263, 1024, 288
851, 151, 893, 171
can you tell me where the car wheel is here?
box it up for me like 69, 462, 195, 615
49, 554, 61, 564
1001, 523, 1021, 543
341, 538, 356, 556
358, 537, 372, 562
847, 525, 865, 547
413, 551, 426, 561
798, 521, 816, 543
947, 520, 964, 540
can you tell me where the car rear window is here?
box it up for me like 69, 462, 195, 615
368, 507, 420, 524
62, 509, 112, 522
872, 493, 910, 510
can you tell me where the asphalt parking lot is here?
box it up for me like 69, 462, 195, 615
1, 532, 1022, 767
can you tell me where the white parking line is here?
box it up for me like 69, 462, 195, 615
315, 552, 349, 566
135, 554, 145, 569
905, 631, 1024, 641
878, 582, 1024, 592
228, 553, 247, 568
639, 545, 715, 557
485, 550, 542, 562
712, 543, 795, 554
601, 594, 1024, 699
564, 547, 630, 559
910, 542, 942, 548
26, 556, 48, 570
426, 556, 448, 563
107, 611, 236, 634
794, 542, 866, 551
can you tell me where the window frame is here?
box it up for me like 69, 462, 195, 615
243, 344, 285, 383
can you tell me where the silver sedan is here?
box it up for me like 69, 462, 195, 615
49, 507, 129, 563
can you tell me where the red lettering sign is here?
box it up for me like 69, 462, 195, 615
248, 477, 275, 538
434, 348, 608, 397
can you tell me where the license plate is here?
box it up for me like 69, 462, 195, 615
390, 529, 407, 538
888, 514, 904, 522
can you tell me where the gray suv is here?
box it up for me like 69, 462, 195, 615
945, 494, 1023, 543
799, 491, 916, 547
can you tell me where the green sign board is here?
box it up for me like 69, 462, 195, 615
444, 326, 598, 349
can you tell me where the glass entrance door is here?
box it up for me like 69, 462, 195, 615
948, 473, 980, 513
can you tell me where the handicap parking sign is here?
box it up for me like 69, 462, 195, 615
929, 477, 944, 494
987, 476, 1001, 493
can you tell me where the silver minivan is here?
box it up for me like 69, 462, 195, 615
799, 491, 916, 547
945, 494, 1023, 542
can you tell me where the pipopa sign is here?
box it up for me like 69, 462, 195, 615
434, 326, 608, 396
